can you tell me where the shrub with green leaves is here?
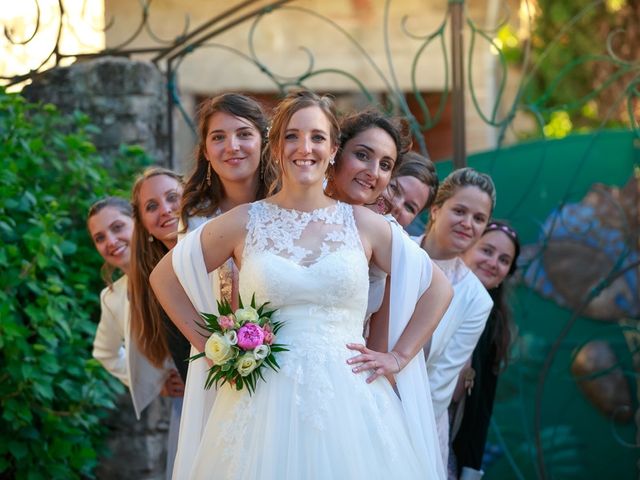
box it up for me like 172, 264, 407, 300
0, 88, 151, 478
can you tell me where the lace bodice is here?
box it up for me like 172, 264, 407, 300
240, 200, 367, 313
238, 200, 371, 428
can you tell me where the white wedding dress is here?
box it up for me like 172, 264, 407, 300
186, 200, 436, 479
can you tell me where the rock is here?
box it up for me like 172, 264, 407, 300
571, 340, 632, 423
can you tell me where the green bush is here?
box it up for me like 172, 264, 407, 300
0, 88, 150, 478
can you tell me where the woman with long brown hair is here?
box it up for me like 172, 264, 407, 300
128, 166, 186, 478
172, 93, 272, 478
452, 221, 520, 480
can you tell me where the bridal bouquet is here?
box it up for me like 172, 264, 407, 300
192, 294, 287, 395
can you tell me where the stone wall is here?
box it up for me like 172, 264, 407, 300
95, 394, 172, 480
22, 56, 169, 166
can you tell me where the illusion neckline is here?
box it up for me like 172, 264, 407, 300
260, 199, 342, 215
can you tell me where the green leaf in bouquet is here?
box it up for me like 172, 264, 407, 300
216, 298, 233, 316
272, 321, 285, 334
189, 351, 205, 361
236, 376, 244, 390
270, 344, 288, 353
246, 374, 256, 395
263, 356, 276, 370
250, 292, 256, 309
268, 354, 282, 370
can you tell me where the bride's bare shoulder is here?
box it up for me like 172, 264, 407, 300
351, 205, 390, 235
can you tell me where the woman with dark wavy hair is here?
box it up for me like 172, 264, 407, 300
452, 221, 520, 480
172, 93, 273, 478
179, 93, 271, 233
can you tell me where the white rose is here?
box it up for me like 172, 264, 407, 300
235, 353, 258, 377
253, 344, 270, 360
204, 333, 235, 365
224, 330, 238, 345
235, 306, 259, 325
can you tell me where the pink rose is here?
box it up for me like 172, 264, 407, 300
237, 323, 265, 350
262, 323, 272, 334
217, 315, 235, 330
264, 331, 275, 345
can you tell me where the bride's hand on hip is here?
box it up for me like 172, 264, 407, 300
346, 343, 405, 383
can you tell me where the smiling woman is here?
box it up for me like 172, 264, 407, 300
384, 151, 439, 228
87, 196, 173, 420
413, 167, 496, 468
129, 167, 186, 377
325, 109, 411, 210
127, 167, 188, 477
453, 221, 520, 478
179, 93, 271, 233
150, 89, 452, 479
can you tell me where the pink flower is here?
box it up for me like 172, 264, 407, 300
262, 323, 272, 334
264, 331, 275, 345
237, 323, 265, 350
217, 315, 235, 330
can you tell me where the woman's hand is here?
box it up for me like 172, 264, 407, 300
160, 369, 185, 397
346, 343, 406, 384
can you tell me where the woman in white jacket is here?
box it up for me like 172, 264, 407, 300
414, 168, 496, 475
88, 196, 178, 419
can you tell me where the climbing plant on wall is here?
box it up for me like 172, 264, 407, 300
0, 89, 150, 478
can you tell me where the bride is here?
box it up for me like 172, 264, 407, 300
151, 90, 452, 479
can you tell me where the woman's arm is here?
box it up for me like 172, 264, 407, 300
92, 286, 129, 386
366, 279, 391, 353
388, 265, 452, 368
150, 206, 248, 353
349, 207, 453, 382
150, 251, 208, 352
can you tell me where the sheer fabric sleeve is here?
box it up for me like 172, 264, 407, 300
170, 222, 220, 480
387, 222, 445, 479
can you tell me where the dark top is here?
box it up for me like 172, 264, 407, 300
452, 307, 499, 472
162, 310, 191, 382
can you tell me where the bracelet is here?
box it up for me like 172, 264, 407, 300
389, 351, 402, 372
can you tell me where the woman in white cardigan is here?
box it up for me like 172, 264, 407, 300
414, 168, 496, 474
88, 197, 178, 419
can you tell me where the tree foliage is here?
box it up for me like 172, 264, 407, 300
523, 0, 639, 132
0, 88, 150, 479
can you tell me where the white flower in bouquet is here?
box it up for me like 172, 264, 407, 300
236, 353, 258, 377
205, 332, 236, 365
253, 344, 270, 360
224, 330, 238, 345
235, 306, 259, 325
